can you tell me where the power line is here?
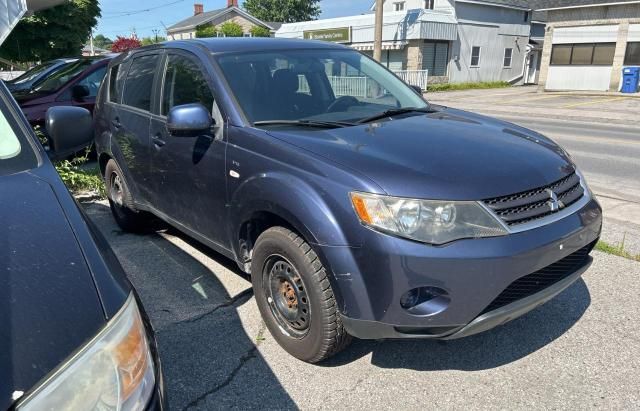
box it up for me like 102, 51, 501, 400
101, 0, 189, 19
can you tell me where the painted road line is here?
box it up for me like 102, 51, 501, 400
498, 94, 566, 104
561, 96, 628, 109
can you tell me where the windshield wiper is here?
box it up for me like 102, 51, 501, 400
253, 119, 356, 129
356, 106, 435, 124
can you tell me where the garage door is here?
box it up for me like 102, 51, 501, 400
546, 25, 618, 91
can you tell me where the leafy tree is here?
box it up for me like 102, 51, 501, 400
93, 34, 113, 50
111, 36, 142, 52
195, 24, 217, 38
141, 36, 167, 46
0, 0, 101, 62
243, 0, 320, 23
250, 26, 271, 37
219, 21, 244, 37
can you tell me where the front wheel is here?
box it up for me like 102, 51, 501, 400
251, 227, 351, 363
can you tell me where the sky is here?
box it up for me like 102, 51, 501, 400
95, 0, 373, 40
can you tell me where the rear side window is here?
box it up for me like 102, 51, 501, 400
162, 54, 214, 115
109, 65, 121, 103
122, 55, 159, 111
0, 97, 37, 175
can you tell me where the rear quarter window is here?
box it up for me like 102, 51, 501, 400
0, 96, 38, 176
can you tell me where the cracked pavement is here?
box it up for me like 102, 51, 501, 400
84, 201, 640, 410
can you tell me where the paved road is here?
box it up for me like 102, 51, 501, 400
84, 202, 640, 410
427, 88, 640, 254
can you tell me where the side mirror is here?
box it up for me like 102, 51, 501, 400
71, 84, 90, 101
410, 84, 424, 95
167, 103, 214, 137
45, 106, 93, 159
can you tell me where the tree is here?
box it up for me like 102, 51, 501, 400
0, 0, 100, 62
250, 26, 271, 37
111, 36, 142, 52
93, 34, 113, 50
141, 36, 167, 46
219, 21, 244, 37
243, 0, 320, 23
196, 24, 217, 38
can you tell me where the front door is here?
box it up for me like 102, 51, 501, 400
148, 52, 227, 247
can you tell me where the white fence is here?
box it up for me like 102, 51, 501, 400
298, 70, 429, 98
0, 71, 24, 81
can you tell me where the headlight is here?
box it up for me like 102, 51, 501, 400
17, 294, 155, 411
350, 192, 508, 245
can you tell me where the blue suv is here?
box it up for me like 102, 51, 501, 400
76, 38, 600, 362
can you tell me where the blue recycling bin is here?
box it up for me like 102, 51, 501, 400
621, 67, 640, 93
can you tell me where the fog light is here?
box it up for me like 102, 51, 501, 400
399, 286, 450, 316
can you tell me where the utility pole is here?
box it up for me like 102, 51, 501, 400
89, 29, 95, 56
152, 29, 160, 43
373, 0, 384, 62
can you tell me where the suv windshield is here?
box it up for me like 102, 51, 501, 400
216, 48, 428, 125
34, 59, 95, 93
0, 95, 38, 176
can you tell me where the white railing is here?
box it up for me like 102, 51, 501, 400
298, 70, 429, 98
393, 69, 429, 91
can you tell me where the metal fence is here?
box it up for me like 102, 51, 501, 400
298, 70, 429, 98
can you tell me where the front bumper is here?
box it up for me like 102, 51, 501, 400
319, 198, 602, 340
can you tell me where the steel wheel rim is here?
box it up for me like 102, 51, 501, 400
109, 172, 124, 207
263, 254, 310, 338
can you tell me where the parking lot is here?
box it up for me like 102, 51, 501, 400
84, 194, 640, 410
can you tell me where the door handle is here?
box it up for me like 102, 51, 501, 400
152, 134, 166, 148
111, 118, 121, 129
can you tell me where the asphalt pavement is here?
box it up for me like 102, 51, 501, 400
84, 201, 640, 410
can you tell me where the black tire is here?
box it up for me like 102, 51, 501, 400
251, 226, 351, 363
104, 159, 150, 233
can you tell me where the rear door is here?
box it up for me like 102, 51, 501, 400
112, 52, 162, 205
148, 50, 227, 246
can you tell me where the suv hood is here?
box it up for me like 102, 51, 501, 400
0, 172, 106, 410
266, 107, 575, 200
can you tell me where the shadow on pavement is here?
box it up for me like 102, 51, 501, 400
83, 202, 295, 410
324, 279, 591, 371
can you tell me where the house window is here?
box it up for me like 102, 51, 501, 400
550, 43, 616, 65
394, 2, 405, 11
624, 42, 640, 65
524, 11, 530, 22
503, 48, 513, 67
422, 41, 449, 76
470, 46, 481, 67
425, 0, 435, 9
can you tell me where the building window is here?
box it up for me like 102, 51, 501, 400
503, 48, 513, 68
425, 0, 435, 9
624, 42, 640, 65
422, 41, 449, 76
470, 46, 481, 67
524, 11, 529, 22
394, 2, 405, 11
550, 43, 616, 65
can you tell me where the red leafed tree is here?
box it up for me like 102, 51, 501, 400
111, 36, 142, 52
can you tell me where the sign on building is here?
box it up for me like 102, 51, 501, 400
303, 27, 351, 43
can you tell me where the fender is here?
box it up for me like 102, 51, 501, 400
228, 171, 352, 255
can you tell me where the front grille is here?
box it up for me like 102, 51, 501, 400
484, 172, 585, 226
480, 240, 596, 315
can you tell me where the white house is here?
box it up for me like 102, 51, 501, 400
276, 0, 534, 86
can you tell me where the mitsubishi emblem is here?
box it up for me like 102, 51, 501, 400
545, 188, 563, 212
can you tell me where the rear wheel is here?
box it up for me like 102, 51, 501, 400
251, 226, 351, 363
104, 159, 150, 232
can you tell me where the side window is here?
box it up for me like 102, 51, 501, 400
76, 66, 107, 98
471, 46, 481, 67
162, 54, 214, 115
109, 65, 120, 103
122, 55, 159, 112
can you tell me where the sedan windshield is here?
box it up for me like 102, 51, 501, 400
9, 62, 56, 84
34, 59, 95, 93
216, 48, 429, 126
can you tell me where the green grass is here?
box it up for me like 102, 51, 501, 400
55, 154, 106, 199
595, 239, 640, 262
427, 81, 511, 92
